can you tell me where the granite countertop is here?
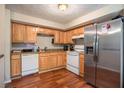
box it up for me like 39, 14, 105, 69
11, 50, 39, 54
11, 49, 66, 54
39, 49, 65, 53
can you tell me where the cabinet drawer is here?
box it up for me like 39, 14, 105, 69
40, 53, 49, 57
11, 54, 20, 59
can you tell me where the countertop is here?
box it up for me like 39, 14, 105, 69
11, 49, 66, 54
39, 49, 66, 53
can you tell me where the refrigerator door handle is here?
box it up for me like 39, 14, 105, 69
96, 36, 99, 62
93, 36, 96, 61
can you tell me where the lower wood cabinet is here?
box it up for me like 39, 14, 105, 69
48, 54, 58, 68
11, 53, 21, 78
39, 56, 49, 70
39, 51, 66, 72
79, 53, 84, 77
57, 52, 66, 66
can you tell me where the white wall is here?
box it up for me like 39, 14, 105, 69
36, 35, 63, 49
10, 5, 124, 30
11, 12, 65, 30
64, 5, 124, 29
0, 5, 5, 54
4, 9, 11, 83
0, 4, 5, 87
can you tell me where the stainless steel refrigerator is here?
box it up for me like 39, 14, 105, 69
84, 18, 124, 88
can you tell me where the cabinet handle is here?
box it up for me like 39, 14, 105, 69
0, 54, 4, 59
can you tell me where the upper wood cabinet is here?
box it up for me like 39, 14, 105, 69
12, 22, 84, 44
59, 32, 64, 44
71, 27, 84, 36
12, 23, 26, 43
54, 30, 60, 44
38, 27, 55, 36
66, 31, 74, 44
25, 26, 38, 43
54, 31, 73, 44
12, 23, 38, 43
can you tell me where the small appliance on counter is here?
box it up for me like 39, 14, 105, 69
63, 45, 68, 51
69, 45, 74, 51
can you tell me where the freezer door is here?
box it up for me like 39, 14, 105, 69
96, 19, 123, 88
84, 25, 97, 86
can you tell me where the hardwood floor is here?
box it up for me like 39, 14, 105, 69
6, 68, 93, 88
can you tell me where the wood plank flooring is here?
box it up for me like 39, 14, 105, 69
6, 68, 93, 88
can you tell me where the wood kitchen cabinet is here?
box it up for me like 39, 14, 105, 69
71, 27, 84, 36
59, 32, 64, 44
12, 23, 26, 43
79, 53, 84, 77
12, 23, 38, 43
57, 52, 66, 66
38, 27, 55, 36
66, 31, 74, 44
54, 31, 73, 44
25, 26, 38, 43
11, 53, 21, 78
54, 31, 60, 44
39, 51, 66, 72
48, 53, 58, 68
39, 56, 49, 70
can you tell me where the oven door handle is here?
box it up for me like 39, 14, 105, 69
68, 54, 78, 56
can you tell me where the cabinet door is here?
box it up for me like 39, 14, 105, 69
38, 28, 55, 36
57, 54, 64, 66
80, 54, 84, 75
54, 31, 60, 44
11, 59, 21, 77
63, 32, 67, 44
48, 54, 57, 68
59, 32, 64, 44
77, 27, 84, 35
12, 23, 25, 43
66, 31, 73, 44
25, 26, 37, 43
44, 28, 55, 36
57, 53, 66, 66
63, 53, 67, 66
39, 56, 49, 70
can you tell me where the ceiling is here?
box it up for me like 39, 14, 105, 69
6, 4, 107, 24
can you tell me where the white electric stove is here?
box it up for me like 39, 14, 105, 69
67, 45, 84, 75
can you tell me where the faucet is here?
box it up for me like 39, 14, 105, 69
44, 47, 47, 51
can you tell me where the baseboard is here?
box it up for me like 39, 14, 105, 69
4, 79, 11, 84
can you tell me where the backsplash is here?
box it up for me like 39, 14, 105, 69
12, 43, 37, 50
36, 35, 63, 49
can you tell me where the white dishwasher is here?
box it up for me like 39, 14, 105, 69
22, 53, 39, 76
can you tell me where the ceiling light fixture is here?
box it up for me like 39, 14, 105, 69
58, 4, 68, 11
